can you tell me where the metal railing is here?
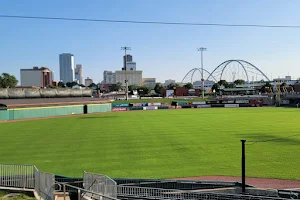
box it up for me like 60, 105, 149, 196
57, 182, 118, 200
35, 167, 55, 200
0, 164, 35, 189
117, 185, 288, 200
83, 171, 117, 199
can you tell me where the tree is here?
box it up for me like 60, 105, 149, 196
260, 82, 272, 93
109, 82, 122, 92
154, 83, 164, 94
211, 83, 220, 92
58, 82, 66, 88
228, 83, 236, 88
233, 79, 245, 85
128, 84, 138, 92
281, 82, 288, 87
88, 83, 98, 89
217, 80, 229, 88
265, 82, 272, 88
137, 86, 151, 96
0, 73, 18, 88
167, 83, 180, 89
183, 83, 193, 89
66, 81, 78, 88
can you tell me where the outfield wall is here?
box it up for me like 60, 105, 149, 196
0, 103, 111, 121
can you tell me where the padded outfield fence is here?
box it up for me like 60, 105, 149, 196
0, 103, 112, 121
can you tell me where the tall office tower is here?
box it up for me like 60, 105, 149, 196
123, 54, 133, 69
59, 53, 75, 83
75, 64, 83, 84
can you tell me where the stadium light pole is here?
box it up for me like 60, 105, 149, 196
197, 47, 207, 99
121, 46, 131, 101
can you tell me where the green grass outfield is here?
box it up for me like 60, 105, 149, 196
0, 108, 300, 180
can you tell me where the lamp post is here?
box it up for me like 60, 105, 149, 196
197, 47, 207, 99
121, 46, 131, 101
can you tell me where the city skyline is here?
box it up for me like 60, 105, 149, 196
2, 0, 300, 83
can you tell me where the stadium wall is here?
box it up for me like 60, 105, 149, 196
0, 103, 112, 121
0, 88, 93, 99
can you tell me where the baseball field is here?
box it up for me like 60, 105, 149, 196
0, 108, 299, 180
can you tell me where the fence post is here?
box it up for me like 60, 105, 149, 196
241, 139, 246, 193
63, 184, 66, 200
78, 189, 81, 200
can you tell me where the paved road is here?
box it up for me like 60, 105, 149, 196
0, 97, 106, 106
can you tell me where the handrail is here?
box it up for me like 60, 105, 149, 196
55, 181, 118, 200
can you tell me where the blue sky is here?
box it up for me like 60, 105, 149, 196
1, 0, 300, 83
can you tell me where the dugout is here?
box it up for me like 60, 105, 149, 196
0, 104, 8, 110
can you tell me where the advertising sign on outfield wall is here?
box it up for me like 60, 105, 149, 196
132, 103, 143, 107
235, 100, 250, 104
143, 106, 158, 110
113, 103, 129, 107
222, 100, 235, 104
192, 102, 206, 105
148, 103, 162, 106
112, 108, 127, 111
224, 104, 239, 108
197, 105, 211, 108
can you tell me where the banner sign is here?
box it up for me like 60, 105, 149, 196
192, 102, 206, 105
113, 103, 129, 107
148, 103, 161, 106
143, 106, 158, 110
206, 101, 219, 104
112, 108, 127, 111
132, 103, 143, 107
225, 104, 239, 108
222, 100, 235, 104
235, 100, 250, 104
166, 90, 174, 97
197, 105, 211, 108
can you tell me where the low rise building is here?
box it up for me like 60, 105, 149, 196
115, 70, 142, 86
85, 77, 93, 86
193, 80, 215, 92
142, 78, 156, 88
20, 66, 53, 88
103, 71, 116, 84
164, 79, 176, 86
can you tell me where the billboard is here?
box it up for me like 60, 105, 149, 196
166, 90, 174, 97
224, 104, 239, 108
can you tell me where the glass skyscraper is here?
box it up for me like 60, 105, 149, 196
59, 53, 75, 83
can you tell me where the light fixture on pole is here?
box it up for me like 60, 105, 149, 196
121, 46, 131, 101
197, 47, 207, 99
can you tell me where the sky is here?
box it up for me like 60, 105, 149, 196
1, 0, 300, 84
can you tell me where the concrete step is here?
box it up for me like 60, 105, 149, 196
55, 192, 70, 200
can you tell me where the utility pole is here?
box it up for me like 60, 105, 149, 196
121, 46, 131, 101
241, 140, 246, 193
197, 47, 207, 99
